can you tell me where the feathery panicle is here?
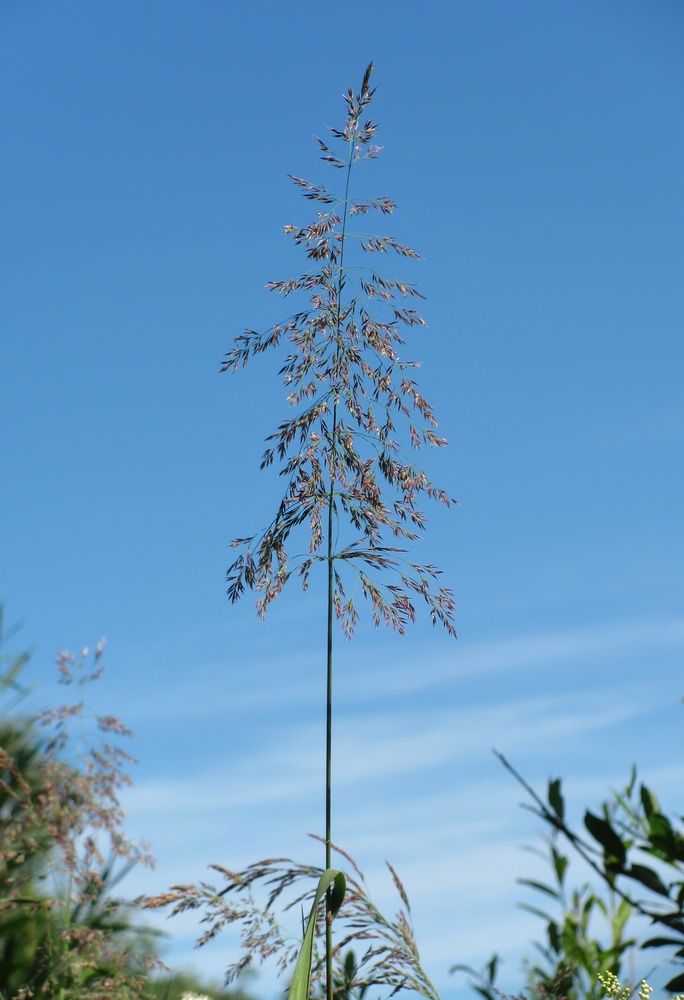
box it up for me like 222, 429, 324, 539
143, 843, 441, 1000
223, 62, 456, 638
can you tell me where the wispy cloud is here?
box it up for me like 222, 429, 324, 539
120, 615, 684, 724
125, 685, 652, 823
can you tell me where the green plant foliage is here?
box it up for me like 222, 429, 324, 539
288, 870, 346, 1000
453, 825, 636, 1000
489, 748, 684, 994
516, 840, 635, 1000
321, 949, 371, 1000
450, 954, 500, 1000
0, 717, 53, 995
0, 610, 159, 999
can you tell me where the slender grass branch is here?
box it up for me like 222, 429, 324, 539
325, 87, 356, 1000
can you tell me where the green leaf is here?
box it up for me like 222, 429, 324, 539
581, 893, 600, 922
551, 845, 568, 885
548, 778, 564, 822
484, 953, 499, 984
613, 897, 632, 936
517, 878, 561, 900
648, 811, 674, 845
584, 811, 626, 865
641, 936, 684, 948
640, 784, 659, 819
0, 650, 30, 696
287, 868, 346, 1000
547, 921, 561, 954
627, 863, 670, 897
625, 763, 637, 796
517, 902, 554, 923
674, 835, 684, 862
664, 973, 684, 992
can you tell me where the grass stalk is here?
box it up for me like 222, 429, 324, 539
219, 61, 456, 997
325, 110, 356, 1000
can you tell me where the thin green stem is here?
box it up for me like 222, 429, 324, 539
325, 494, 334, 1000
325, 129, 356, 1000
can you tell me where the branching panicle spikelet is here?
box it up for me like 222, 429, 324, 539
144, 843, 441, 1000
222, 63, 456, 638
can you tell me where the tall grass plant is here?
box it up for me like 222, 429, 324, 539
147, 63, 455, 1000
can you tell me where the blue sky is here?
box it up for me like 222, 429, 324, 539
2, 1, 683, 996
